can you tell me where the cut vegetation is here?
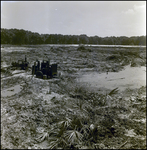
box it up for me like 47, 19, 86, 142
1, 45, 146, 149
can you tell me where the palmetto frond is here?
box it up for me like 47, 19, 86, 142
64, 130, 83, 145
48, 137, 68, 149
48, 139, 59, 149
108, 87, 119, 96
80, 124, 90, 137
72, 100, 90, 121
70, 116, 84, 130
58, 117, 72, 129
36, 131, 49, 142
36, 126, 59, 143
102, 87, 119, 107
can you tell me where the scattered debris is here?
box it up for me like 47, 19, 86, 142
1, 45, 146, 149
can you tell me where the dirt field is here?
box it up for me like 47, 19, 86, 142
1, 44, 146, 149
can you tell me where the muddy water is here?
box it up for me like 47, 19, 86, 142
78, 65, 146, 91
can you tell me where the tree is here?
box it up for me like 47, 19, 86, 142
1, 28, 146, 45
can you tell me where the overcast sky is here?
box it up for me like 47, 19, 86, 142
1, 1, 146, 37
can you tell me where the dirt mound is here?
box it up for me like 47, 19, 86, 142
131, 58, 145, 67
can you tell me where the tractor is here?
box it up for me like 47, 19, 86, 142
11, 55, 29, 70
32, 59, 57, 79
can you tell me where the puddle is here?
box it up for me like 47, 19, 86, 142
1, 85, 22, 97
78, 65, 146, 91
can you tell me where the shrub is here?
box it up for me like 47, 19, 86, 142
77, 45, 86, 51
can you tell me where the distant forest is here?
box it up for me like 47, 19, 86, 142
1, 28, 146, 45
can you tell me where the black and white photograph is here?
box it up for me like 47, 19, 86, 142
1, 1, 146, 149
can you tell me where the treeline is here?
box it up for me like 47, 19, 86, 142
1, 28, 146, 45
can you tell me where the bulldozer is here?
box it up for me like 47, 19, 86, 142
11, 55, 29, 70
32, 59, 57, 79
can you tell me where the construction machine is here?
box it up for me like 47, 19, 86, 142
32, 59, 57, 79
11, 55, 29, 70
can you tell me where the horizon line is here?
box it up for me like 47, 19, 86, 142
1, 27, 146, 38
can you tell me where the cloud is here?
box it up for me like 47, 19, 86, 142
122, 4, 146, 15
122, 9, 135, 15
1, 1, 146, 37
134, 4, 146, 13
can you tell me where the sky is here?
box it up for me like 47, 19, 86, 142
1, 1, 146, 37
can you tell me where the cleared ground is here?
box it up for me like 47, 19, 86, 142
1, 45, 146, 149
